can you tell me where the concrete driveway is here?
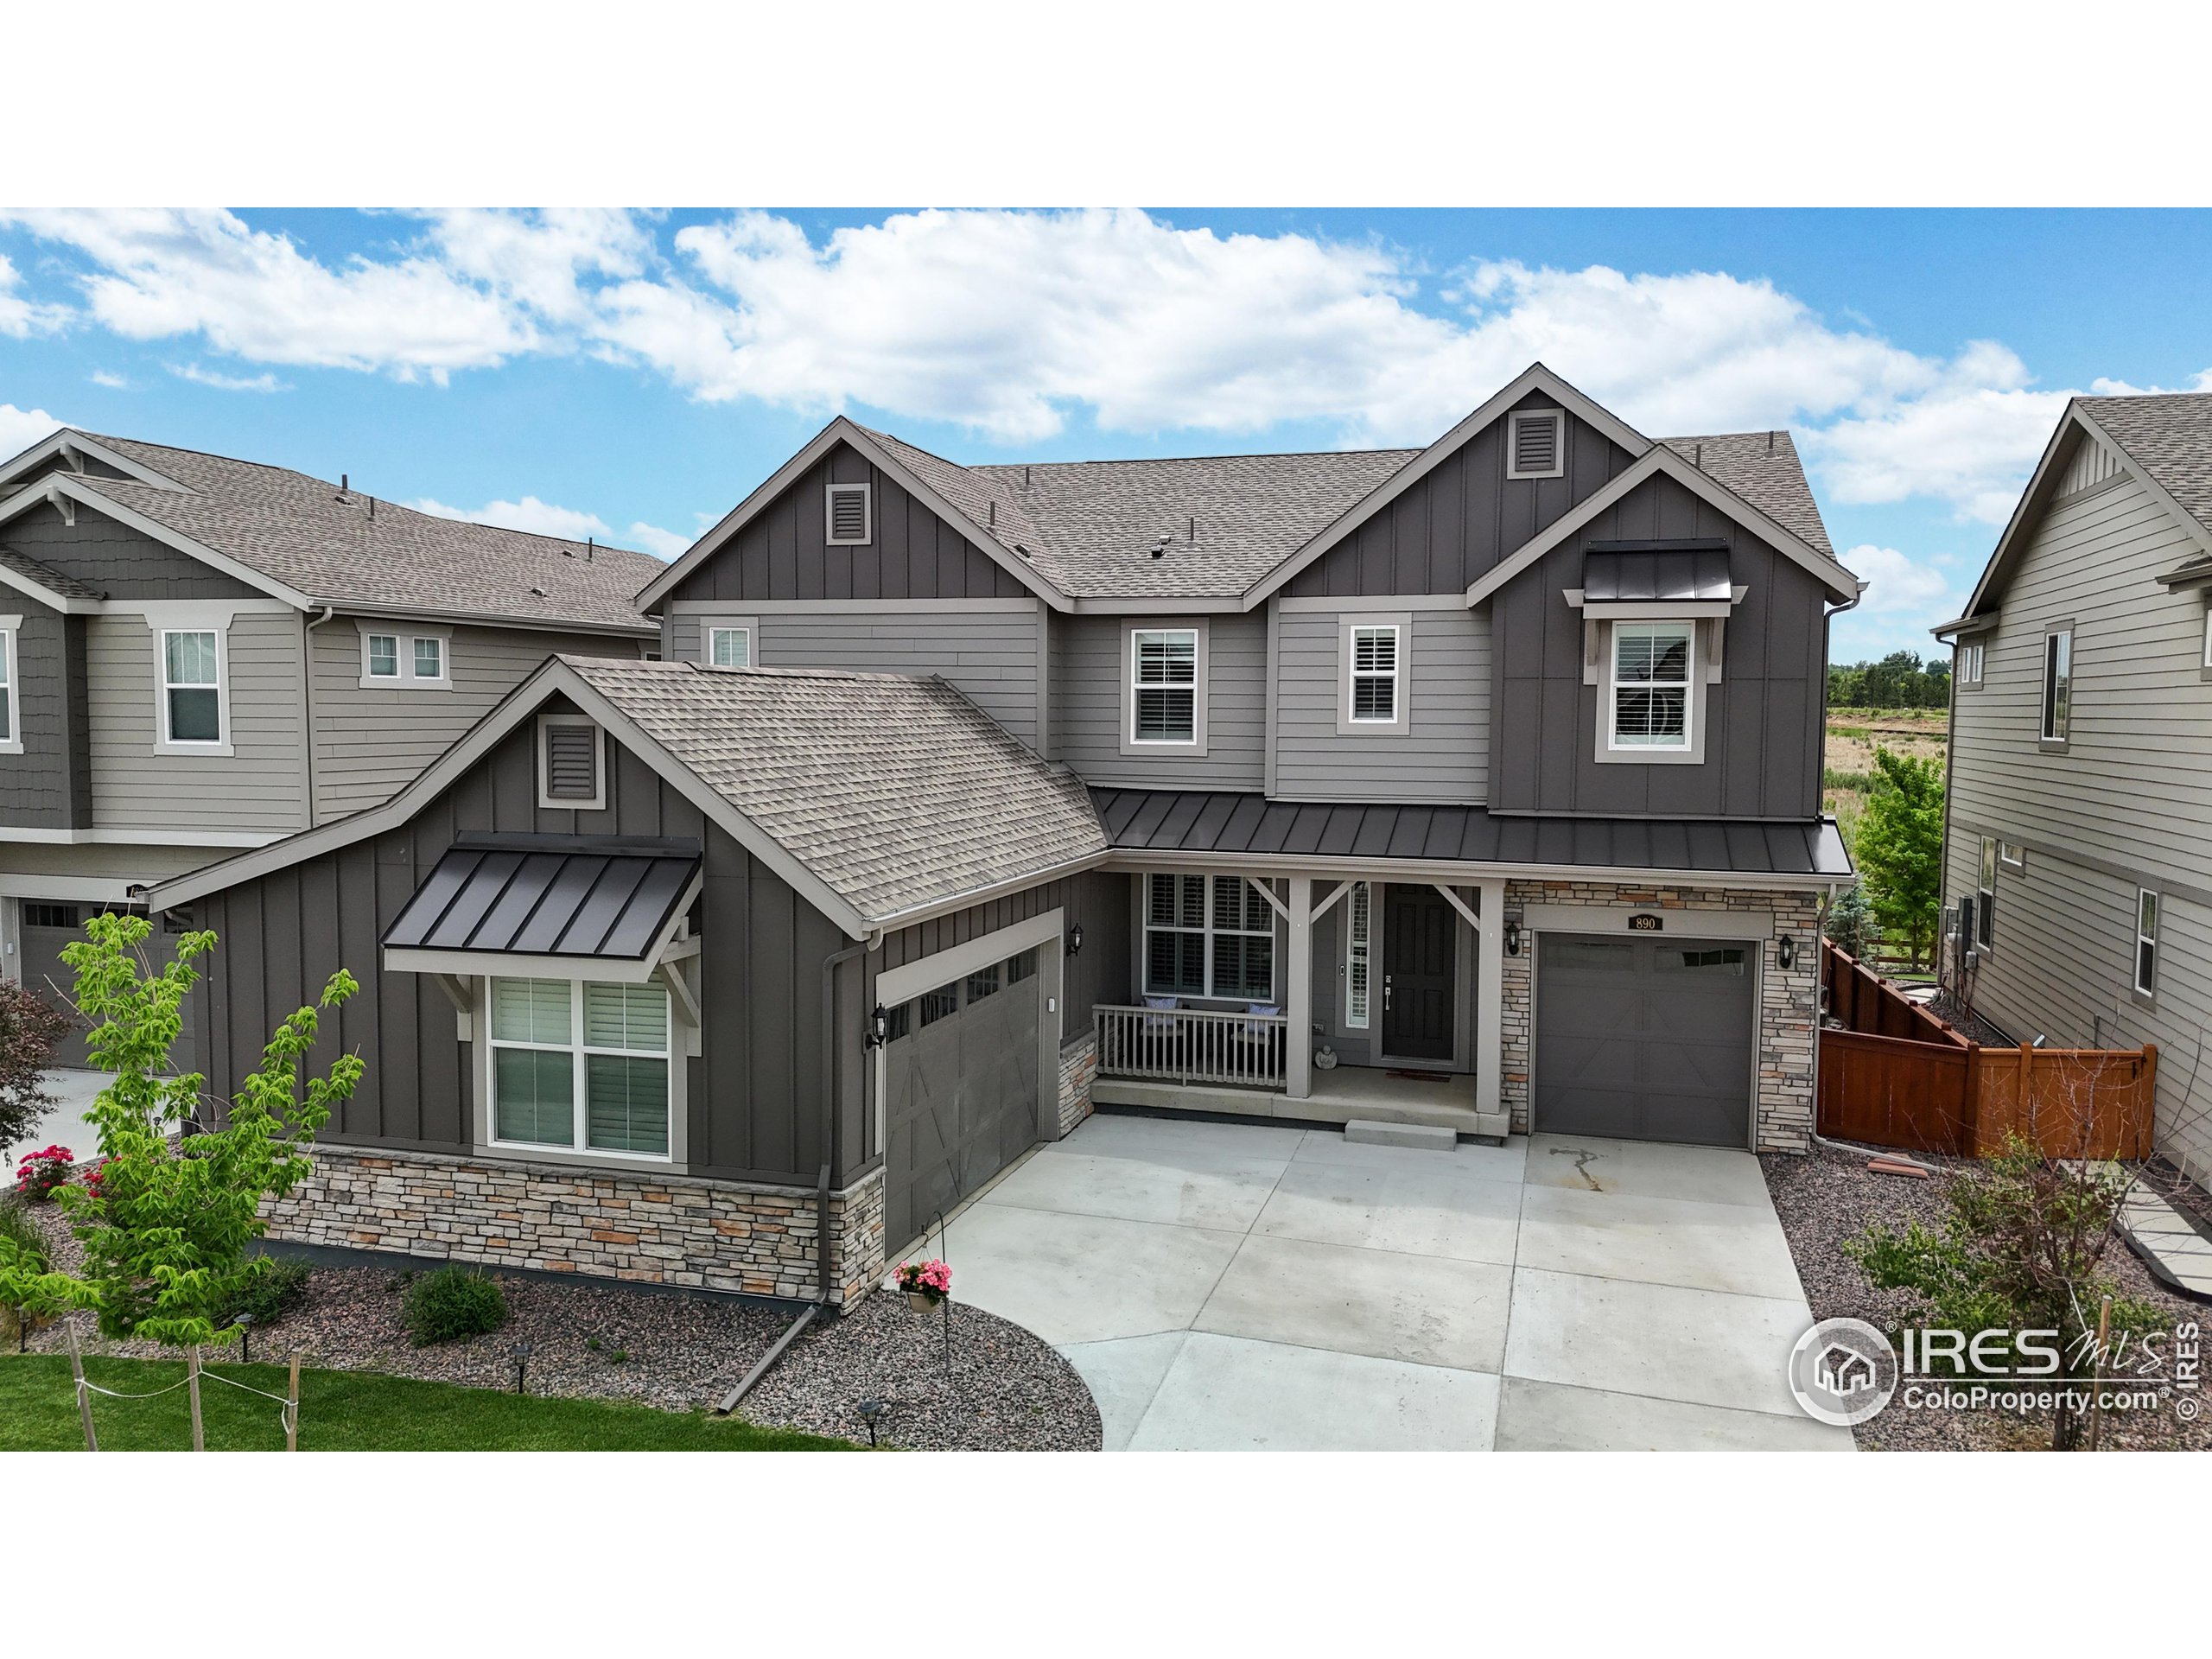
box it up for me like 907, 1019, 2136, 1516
939, 1112, 1852, 1451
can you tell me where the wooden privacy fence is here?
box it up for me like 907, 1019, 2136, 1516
1817, 941, 2157, 1159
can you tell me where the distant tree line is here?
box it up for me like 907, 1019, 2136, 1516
1828, 651, 1951, 710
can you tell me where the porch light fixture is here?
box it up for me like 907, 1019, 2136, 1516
1777, 935, 1796, 971
1067, 922, 1084, 957
867, 1003, 889, 1047
1503, 919, 1522, 957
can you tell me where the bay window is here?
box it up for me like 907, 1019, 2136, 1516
489, 977, 671, 1159
1143, 874, 1275, 1001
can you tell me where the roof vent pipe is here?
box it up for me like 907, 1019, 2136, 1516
337, 473, 349, 500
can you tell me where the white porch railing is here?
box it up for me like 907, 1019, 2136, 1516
1095, 1004, 1289, 1090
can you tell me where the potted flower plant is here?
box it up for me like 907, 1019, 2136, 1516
895, 1258, 950, 1313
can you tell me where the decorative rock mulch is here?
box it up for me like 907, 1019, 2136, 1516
1762, 1141, 2212, 1452
10, 1205, 1099, 1452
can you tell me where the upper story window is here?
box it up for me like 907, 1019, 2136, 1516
1977, 836, 1996, 950
1128, 626, 1201, 747
1608, 621, 1694, 752
1957, 638, 1984, 689
360, 625, 451, 689
709, 626, 752, 668
537, 714, 605, 810
2201, 608, 2210, 671
160, 628, 224, 747
2040, 627, 2072, 743
1506, 409, 1566, 480
825, 482, 873, 546
2135, 889, 2160, 999
1338, 613, 1412, 738
0, 620, 16, 750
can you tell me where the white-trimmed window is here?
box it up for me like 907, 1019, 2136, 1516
359, 626, 449, 688
708, 626, 752, 668
1958, 639, 1984, 689
1506, 408, 1565, 480
2202, 608, 2211, 670
1131, 628, 1198, 745
1143, 874, 1275, 1001
1347, 625, 1401, 726
1344, 880, 1373, 1029
2041, 628, 2072, 741
161, 628, 224, 746
537, 714, 604, 810
489, 977, 671, 1159
0, 620, 16, 748
825, 481, 872, 546
1609, 621, 1694, 750
2135, 890, 2160, 998
1977, 836, 1997, 950
1998, 839, 2026, 873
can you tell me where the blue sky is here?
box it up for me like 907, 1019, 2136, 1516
5, 207, 2210, 661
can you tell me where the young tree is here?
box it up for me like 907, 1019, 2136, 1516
1823, 882, 1876, 959
0, 979, 76, 1158
1854, 745, 1945, 967
0, 912, 362, 1347
1848, 1130, 2169, 1450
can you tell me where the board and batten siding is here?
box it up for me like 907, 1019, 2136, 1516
1282, 395, 1637, 599
1488, 470, 1826, 819
1273, 604, 1490, 803
86, 610, 305, 837
1945, 464, 2212, 1177
1051, 609, 1266, 789
665, 605, 1046, 750
310, 621, 642, 822
662, 440, 1029, 606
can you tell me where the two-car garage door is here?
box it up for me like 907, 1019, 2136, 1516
1534, 933, 1755, 1147
881, 948, 1042, 1254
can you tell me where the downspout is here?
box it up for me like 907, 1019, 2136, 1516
715, 936, 870, 1416
1809, 585, 1863, 1151
300, 606, 336, 829
1937, 623, 1963, 1004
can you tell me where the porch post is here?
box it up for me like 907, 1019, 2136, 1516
1285, 875, 1313, 1099
1475, 878, 1508, 1136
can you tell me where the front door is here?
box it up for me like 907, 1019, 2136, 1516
1382, 885, 1455, 1062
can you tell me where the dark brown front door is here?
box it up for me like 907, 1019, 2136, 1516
1382, 885, 1455, 1061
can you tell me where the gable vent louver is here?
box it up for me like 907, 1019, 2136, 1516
1510, 411, 1561, 478
544, 723, 599, 800
826, 482, 872, 545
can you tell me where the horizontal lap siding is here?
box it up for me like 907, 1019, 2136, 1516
664, 442, 1026, 604
88, 611, 304, 836
310, 622, 641, 821
1274, 607, 1490, 802
1053, 610, 1265, 789
1947, 470, 2212, 1176
751, 611, 1042, 748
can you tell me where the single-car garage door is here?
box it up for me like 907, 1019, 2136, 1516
882, 948, 1042, 1253
1535, 933, 1754, 1147
16, 904, 198, 1072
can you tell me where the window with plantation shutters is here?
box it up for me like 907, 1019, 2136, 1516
1130, 628, 1198, 744
1142, 873, 1276, 1001
1609, 621, 1693, 749
1344, 881, 1372, 1028
489, 977, 671, 1159
825, 482, 872, 545
1507, 409, 1565, 479
1350, 625, 1398, 722
539, 717, 602, 808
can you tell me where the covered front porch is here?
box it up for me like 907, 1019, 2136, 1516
1094, 869, 1509, 1138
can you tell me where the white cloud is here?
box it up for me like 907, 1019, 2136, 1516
0, 253, 68, 338
1843, 543, 1956, 618
410, 493, 684, 558
0, 402, 65, 460
89, 370, 130, 389
168, 362, 290, 393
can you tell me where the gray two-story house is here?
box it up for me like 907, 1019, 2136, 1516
1934, 391, 2212, 1190
0, 427, 662, 1061
149, 364, 1860, 1306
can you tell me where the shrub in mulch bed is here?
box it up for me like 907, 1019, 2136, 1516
403, 1265, 510, 1347
1763, 1141, 2212, 1452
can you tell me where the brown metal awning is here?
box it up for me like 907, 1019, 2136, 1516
381, 834, 701, 972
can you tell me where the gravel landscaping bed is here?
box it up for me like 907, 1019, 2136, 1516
10, 1206, 1099, 1452
1763, 1141, 2212, 1452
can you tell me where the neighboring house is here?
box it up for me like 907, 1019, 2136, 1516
1934, 392, 2212, 1187
151, 363, 1860, 1304
0, 427, 662, 1063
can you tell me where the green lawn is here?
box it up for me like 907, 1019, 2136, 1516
0, 1354, 852, 1452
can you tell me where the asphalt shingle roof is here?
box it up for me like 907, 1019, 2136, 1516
0, 543, 105, 601
1661, 430, 1836, 558
54, 432, 663, 631
2079, 392, 2212, 542
563, 657, 1107, 923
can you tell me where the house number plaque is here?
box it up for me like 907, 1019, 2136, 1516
1626, 913, 1664, 931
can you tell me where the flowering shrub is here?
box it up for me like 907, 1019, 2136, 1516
12, 1146, 75, 1203
896, 1258, 951, 1305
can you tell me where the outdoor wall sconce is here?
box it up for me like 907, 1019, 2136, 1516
867, 1003, 889, 1047
1777, 935, 1796, 971
1503, 919, 1522, 957
1067, 922, 1084, 957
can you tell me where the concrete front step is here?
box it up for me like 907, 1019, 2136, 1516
1092, 1073, 1505, 1138
1344, 1119, 1460, 1151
